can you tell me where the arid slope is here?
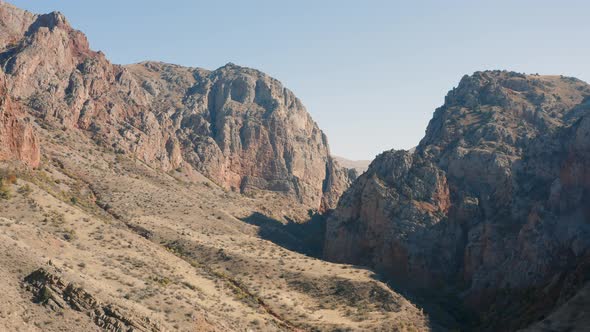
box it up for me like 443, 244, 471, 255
0, 2, 431, 331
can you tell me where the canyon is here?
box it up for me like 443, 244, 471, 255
0, 2, 588, 331
0, 3, 425, 331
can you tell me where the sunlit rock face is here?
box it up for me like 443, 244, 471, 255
0, 69, 40, 168
0, 3, 351, 210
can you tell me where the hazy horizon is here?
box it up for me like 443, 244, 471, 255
9, 0, 590, 160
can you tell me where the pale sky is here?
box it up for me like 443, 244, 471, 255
9, 0, 590, 160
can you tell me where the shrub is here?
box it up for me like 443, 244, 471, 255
18, 184, 32, 196
5, 173, 17, 185
0, 170, 18, 200
63, 229, 76, 241
0, 181, 11, 200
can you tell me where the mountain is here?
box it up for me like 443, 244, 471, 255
0, 3, 351, 213
2, 2, 588, 331
0, 3, 433, 331
324, 71, 590, 330
333, 156, 371, 175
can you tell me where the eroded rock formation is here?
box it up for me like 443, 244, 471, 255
0, 2, 350, 210
24, 268, 164, 332
0, 69, 39, 167
325, 71, 590, 329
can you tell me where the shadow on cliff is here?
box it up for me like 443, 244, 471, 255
240, 211, 326, 258
242, 211, 473, 330
367, 271, 478, 331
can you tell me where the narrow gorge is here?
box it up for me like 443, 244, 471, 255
0, 2, 588, 331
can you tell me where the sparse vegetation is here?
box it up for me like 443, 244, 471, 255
0, 171, 17, 199
0, 180, 11, 200
62, 228, 76, 241
18, 183, 33, 196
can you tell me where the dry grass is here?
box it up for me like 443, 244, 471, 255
0, 127, 430, 331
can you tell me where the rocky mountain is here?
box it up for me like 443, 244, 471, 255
0, 2, 350, 212
325, 71, 590, 330
1, 2, 588, 331
0, 3, 430, 331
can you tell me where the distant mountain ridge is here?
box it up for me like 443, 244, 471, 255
332, 156, 371, 175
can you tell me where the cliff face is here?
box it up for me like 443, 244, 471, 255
0, 69, 39, 167
121, 62, 353, 210
325, 71, 590, 328
0, 3, 350, 210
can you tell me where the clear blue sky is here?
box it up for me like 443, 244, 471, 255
9, 0, 590, 160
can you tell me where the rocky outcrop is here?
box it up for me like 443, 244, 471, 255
325, 149, 453, 286
0, 69, 39, 167
0, 3, 349, 210
0, 2, 36, 48
325, 71, 590, 329
121, 62, 352, 210
23, 268, 163, 331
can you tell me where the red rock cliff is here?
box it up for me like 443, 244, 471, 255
0, 70, 40, 168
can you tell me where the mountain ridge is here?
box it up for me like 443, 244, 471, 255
0, 1, 351, 213
0, 2, 588, 331
325, 70, 590, 330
